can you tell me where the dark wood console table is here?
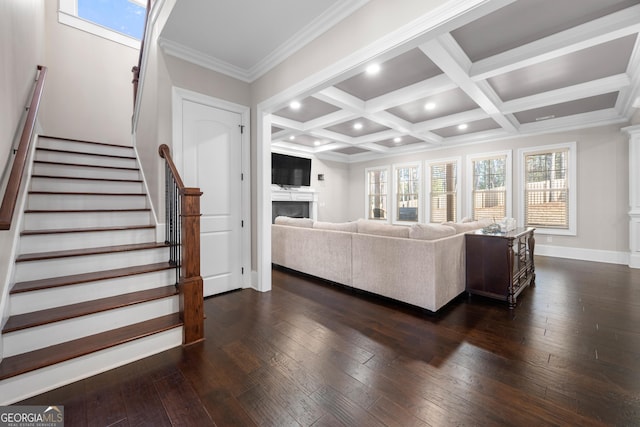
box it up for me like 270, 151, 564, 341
465, 227, 535, 309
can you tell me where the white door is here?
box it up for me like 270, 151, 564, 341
182, 99, 242, 297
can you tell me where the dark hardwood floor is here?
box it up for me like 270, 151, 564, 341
19, 256, 640, 426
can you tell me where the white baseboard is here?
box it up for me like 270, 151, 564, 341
536, 244, 630, 266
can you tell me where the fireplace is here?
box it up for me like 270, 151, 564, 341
272, 187, 318, 223
272, 201, 310, 223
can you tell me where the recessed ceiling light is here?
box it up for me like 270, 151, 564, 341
366, 64, 381, 75
458, 123, 468, 130
289, 135, 295, 140
289, 101, 301, 110
314, 140, 321, 146
353, 122, 363, 130
393, 137, 402, 143
424, 102, 436, 111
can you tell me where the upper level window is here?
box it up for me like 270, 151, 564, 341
519, 143, 576, 235
468, 151, 512, 221
59, 0, 146, 48
366, 167, 389, 221
394, 163, 421, 223
427, 158, 460, 223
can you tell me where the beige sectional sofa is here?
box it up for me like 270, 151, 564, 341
272, 217, 489, 312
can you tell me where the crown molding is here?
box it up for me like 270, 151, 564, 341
159, 0, 371, 83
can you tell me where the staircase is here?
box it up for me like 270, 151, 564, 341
0, 136, 183, 404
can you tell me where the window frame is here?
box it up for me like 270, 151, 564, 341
466, 150, 512, 221
58, 0, 143, 49
426, 157, 461, 223
364, 166, 391, 222
392, 162, 422, 224
518, 142, 577, 236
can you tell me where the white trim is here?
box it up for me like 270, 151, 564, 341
364, 165, 391, 222
425, 156, 462, 223
536, 245, 629, 266
171, 87, 252, 289
466, 149, 513, 220
517, 142, 577, 236
392, 162, 422, 225
57, 1, 141, 49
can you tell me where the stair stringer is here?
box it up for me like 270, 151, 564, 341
0, 132, 41, 359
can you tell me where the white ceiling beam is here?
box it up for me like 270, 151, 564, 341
312, 141, 353, 153
470, 4, 640, 81
307, 128, 355, 145
270, 115, 304, 131
365, 74, 456, 113
420, 35, 518, 134
302, 110, 359, 131
358, 142, 390, 153
413, 108, 487, 133
352, 129, 400, 145
314, 87, 366, 112
502, 74, 631, 114
519, 108, 624, 134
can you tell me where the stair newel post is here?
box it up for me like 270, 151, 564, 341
179, 188, 204, 344
158, 144, 204, 345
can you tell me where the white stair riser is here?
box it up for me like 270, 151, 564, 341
10, 270, 176, 315
3, 296, 179, 356
35, 150, 137, 169
0, 327, 182, 405
23, 210, 153, 230
30, 177, 144, 193
33, 163, 140, 180
19, 228, 156, 253
27, 193, 148, 210
37, 138, 135, 157
14, 248, 169, 282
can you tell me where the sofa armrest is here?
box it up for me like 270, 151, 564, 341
272, 224, 353, 286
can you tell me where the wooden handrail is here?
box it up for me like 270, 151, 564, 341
158, 144, 204, 345
0, 65, 47, 230
158, 144, 185, 191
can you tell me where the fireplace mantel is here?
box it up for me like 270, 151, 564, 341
271, 186, 318, 222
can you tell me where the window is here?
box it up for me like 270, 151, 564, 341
468, 151, 512, 221
394, 164, 420, 222
365, 167, 389, 221
59, 0, 146, 48
519, 143, 576, 235
427, 158, 460, 223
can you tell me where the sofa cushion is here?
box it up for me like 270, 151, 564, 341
274, 216, 314, 228
409, 223, 457, 240
356, 219, 410, 238
445, 220, 485, 234
313, 221, 357, 233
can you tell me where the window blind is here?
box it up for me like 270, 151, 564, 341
524, 150, 569, 228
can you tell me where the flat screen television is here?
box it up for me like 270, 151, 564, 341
272, 152, 311, 187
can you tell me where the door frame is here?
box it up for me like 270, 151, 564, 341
172, 86, 252, 289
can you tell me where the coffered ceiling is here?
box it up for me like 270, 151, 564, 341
269, 0, 640, 161
159, 0, 640, 162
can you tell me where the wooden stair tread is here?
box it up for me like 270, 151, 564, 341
24, 208, 151, 213
0, 313, 182, 381
21, 224, 155, 236
28, 190, 146, 196
39, 135, 136, 150
31, 174, 143, 183
33, 160, 139, 171
36, 147, 136, 160
3, 286, 178, 333
11, 262, 174, 294
16, 242, 169, 262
